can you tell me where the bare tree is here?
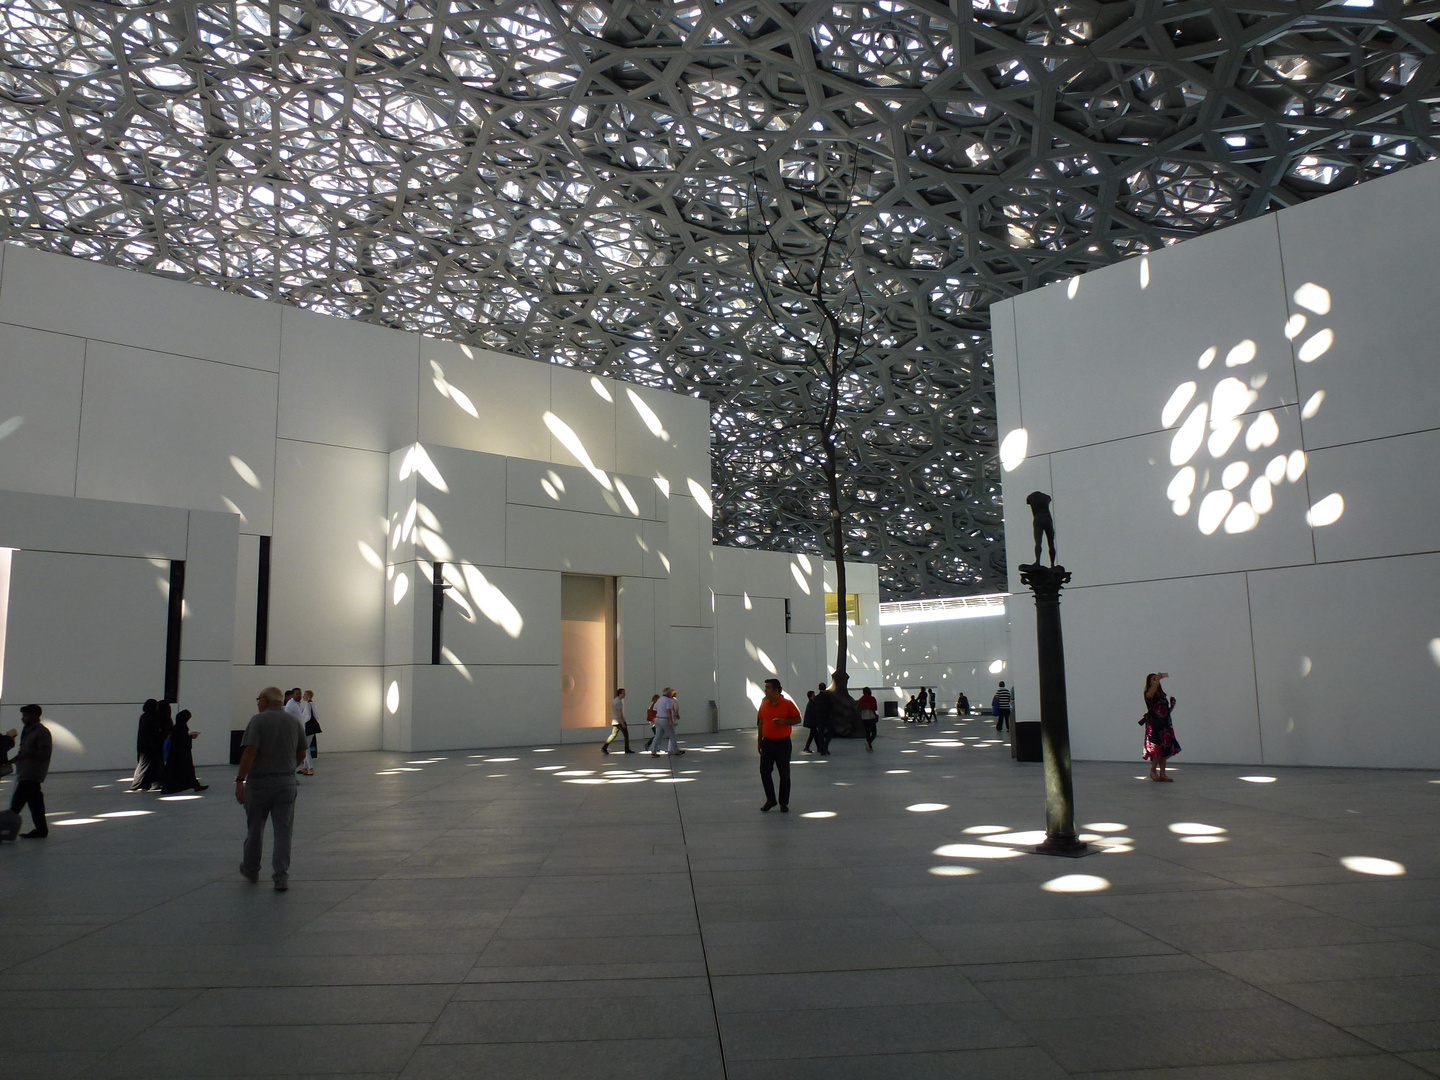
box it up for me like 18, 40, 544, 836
744, 143, 873, 688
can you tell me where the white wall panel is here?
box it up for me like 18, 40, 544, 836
0, 244, 282, 372
405, 662, 561, 751
505, 503, 645, 577
410, 444, 507, 565
440, 563, 559, 668
640, 519, 669, 579
383, 559, 426, 667
278, 307, 418, 453
664, 494, 705, 627
181, 509, 238, 662
1249, 555, 1440, 769
0, 489, 187, 559
233, 535, 260, 664
615, 380, 710, 496
783, 633, 825, 707
1277, 160, 1440, 449
715, 593, 785, 737
17, 704, 143, 774
4, 550, 169, 705
231, 665, 383, 753
1013, 215, 1295, 457
0, 324, 85, 497
268, 439, 388, 666
548, 366, 616, 473
666, 626, 717, 733
419, 339, 551, 460
990, 299, 1023, 431
1060, 575, 1262, 764
617, 576, 657, 701
506, 456, 656, 521
1048, 415, 1314, 587
1305, 429, 1440, 564
712, 546, 789, 599
1005, 602, 1040, 726
76, 342, 278, 532
177, 660, 234, 766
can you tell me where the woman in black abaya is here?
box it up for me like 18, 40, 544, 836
130, 699, 164, 791
160, 710, 208, 793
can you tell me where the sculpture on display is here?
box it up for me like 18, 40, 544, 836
1018, 493, 1088, 857
1026, 491, 1056, 566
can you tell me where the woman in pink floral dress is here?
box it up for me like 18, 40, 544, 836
1141, 672, 1181, 782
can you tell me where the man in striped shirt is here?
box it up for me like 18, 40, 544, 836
993, 682, 1011, 732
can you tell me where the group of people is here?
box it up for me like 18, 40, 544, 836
801, 683, 880, 754
282, 689, 322, 775
131, 699, 209, 795
602, 687, 684, 757
904, 687, 940, 723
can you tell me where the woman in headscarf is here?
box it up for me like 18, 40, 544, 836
160, 709, 208, 793
1141, 672, 1181, 782
130, 699, 164, 791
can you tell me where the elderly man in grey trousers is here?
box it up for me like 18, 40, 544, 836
235, 685, 308, 891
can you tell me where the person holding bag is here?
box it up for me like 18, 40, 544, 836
1140, 672, 1181, 782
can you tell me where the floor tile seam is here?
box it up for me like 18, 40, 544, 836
1071, 901, 1408, 1053
669, 755, 732, 1080
1058, 1050, 1408, 1078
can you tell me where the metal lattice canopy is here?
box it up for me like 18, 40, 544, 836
2, 1, 1438, 597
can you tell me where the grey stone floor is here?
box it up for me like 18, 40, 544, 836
2, 714, 1439, 1079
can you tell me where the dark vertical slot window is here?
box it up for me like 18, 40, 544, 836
431, 562, 449, 665
164, 560, 186, 702
785, 598, 792, 633
254, 535, 271, 666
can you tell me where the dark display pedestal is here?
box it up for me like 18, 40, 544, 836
1019, 562, 1092, 858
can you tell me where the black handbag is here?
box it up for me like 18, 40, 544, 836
304, 717, 322, 736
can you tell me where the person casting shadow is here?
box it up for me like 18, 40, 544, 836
160, 709, 209, 793
1141, 672, 1181, 782
131, 699, 164, 792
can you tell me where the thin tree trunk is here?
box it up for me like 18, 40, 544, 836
825, 435, 847, 684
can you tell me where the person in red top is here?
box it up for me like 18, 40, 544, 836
856, 687, 880, 752
756, 678, 800, 813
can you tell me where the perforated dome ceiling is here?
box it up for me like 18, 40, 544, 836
2, 0, 1436, 597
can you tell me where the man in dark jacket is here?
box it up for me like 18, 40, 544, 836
11, 704, 53, 838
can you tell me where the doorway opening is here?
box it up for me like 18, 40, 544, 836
560, 574, 615, 730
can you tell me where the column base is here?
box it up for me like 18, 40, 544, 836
1033, 837, 1096, 858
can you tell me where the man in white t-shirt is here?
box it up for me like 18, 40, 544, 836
602, 688, 634, 754
650, 688, 684, 756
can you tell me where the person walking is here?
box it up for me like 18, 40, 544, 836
302, 690, 321, 761
643, 693, 659, 750
810, 682, 833, 755
926, 687, 937, 723
1141, 672, 1181, 782
236, 686, 308, 891
285, 687, 314, 775
757, 678, 800, 812
9, 704, 52, 839
602, 688, 634, 754
857, 686, 879, 751
131, 698, 164, 791
801, 690, 819, 753
160, 709, 208, 793
993, 681, 1011, 732
650, 687, 683, 756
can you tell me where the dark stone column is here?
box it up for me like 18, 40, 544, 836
1018, 562, 1088, 857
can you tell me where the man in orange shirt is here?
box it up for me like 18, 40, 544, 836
756, 678, 801, 813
